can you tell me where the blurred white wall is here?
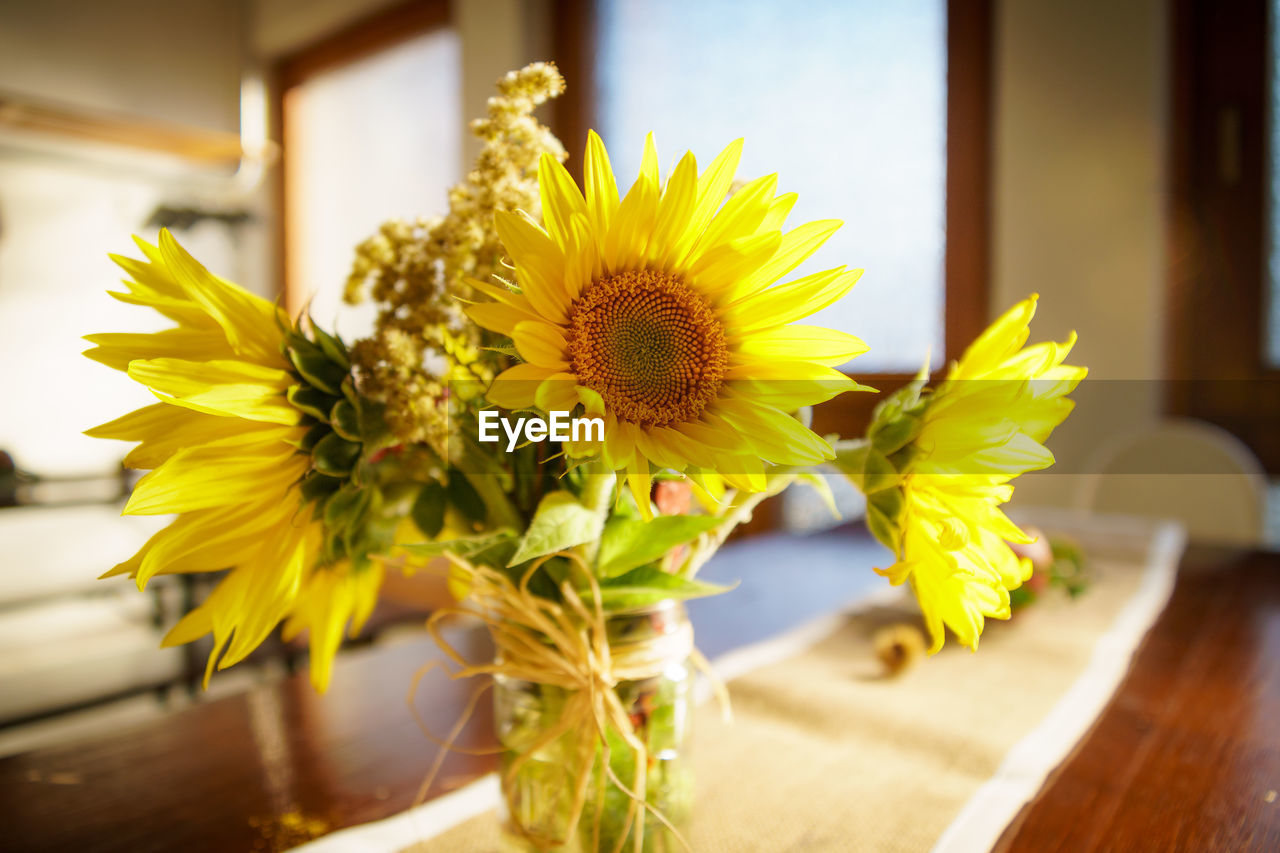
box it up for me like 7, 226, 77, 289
0, 0, 260, 476
0, 0, 241, 131
992, 0, 1171, 506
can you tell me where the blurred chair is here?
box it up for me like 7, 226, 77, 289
0, 505, 182, 724
1075, 418, 1267, 546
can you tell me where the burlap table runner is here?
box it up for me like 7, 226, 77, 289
297, 516, 1184, 853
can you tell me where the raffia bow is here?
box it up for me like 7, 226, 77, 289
409, 550, 726, 852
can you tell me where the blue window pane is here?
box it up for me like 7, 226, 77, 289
595, 0, 947, 372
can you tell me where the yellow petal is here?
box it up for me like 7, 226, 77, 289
127, 358, 300, 425
584, 130, 619, 242
538, 152, 591, 253
672, 138, 743, 266
487, 362, 558, 409
691, 231, 783, 300
604, 166, 659, 273
158, 230, 285, 367
512, 320, 569, 369
721, 267, 863, 332
733, 325, 869, 367
493, 211, 569, 323
648, 151, 699, 270
734, 219, 844, 298
125, 438, 304, 515
689, 173, 779, 261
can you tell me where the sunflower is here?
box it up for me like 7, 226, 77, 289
85, 230, 381, 691
468, 132, 868, 513
851, 295, 1086, 652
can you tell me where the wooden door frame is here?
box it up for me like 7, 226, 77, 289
1167, 0, 1280, 472
272, 0, 453, 313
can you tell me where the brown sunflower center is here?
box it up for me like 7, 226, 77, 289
566, 270, 728, 427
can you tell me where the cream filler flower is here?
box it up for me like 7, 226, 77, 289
468, 132, 869, 510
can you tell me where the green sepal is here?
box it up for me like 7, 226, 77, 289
341, 375, 359, 406
866, 488, 905, 553
300, 422, 329, 453
308, 323, 351, 371
313, 432, 361, 477
299, 469, 342, 505
355, 395, 396, 457
330, 399, 361, 442
860, 448, 901, 494
411, 480, 447, 539
342, 486, 382, 559
868, 411, 922, 456
594, 567, 735, 609
289, 344, 348, 396
288, 385, 337, 422
323, 485, 364, 534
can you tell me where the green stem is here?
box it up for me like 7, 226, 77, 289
577, 459, 616, 567
464, 470, 523, 532
679, 474, 796, 579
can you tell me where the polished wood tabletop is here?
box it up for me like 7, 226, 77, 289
3, 531, 1278, 852
996, 546, 1280, 852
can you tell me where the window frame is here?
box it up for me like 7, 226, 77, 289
1167, 0, 1280, 473
273, 0, 453, 314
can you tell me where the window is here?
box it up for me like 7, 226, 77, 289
592, 0, 947, 372
279, 1, 459, 341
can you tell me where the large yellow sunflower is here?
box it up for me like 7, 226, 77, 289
862, 295, 1087, 651
469, 132, 867, 511
86, 230, 381, 691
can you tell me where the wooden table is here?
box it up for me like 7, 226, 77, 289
996, 546, 1280, 852
2, 533, 1278, 852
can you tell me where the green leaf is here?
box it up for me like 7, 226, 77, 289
411, 481, 447, 539
596, 515, 722, 577
595, 567, 734, 609
398, 530, 517, 562
795, 472, 841, 520
448, 472, 488, 527
508, 491, 605, 567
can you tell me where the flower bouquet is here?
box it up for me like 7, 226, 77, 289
86, 64, 1085, 851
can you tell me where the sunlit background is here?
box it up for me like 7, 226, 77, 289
0, 0, 1276, 758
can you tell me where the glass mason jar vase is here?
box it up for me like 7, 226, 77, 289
494, 600, 695, 852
